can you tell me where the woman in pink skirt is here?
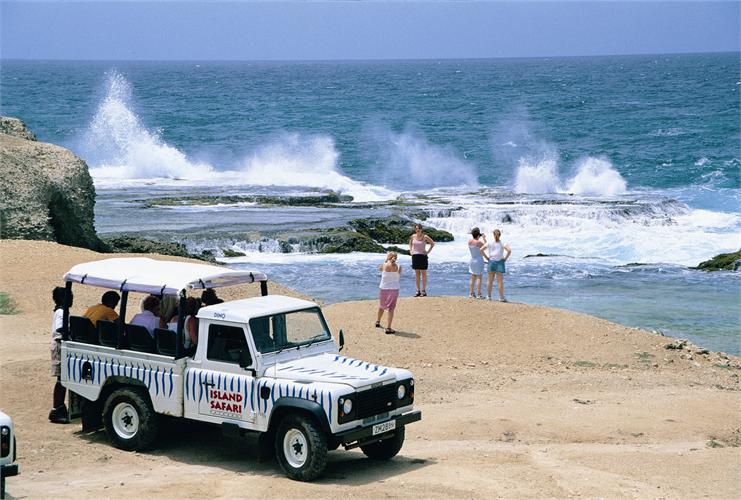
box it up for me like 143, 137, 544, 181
375, 251, 402, 334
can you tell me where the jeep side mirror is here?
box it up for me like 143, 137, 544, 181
339, 329, 345, 351
238, 348, 253, 369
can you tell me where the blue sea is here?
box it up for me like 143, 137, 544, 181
2, 54, 739, 354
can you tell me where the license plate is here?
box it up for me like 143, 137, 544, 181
372, 419, 396, 436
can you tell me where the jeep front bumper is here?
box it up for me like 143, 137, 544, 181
1, 463, 19, 477
336, 410, 421, 445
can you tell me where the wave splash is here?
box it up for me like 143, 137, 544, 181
369, 124, 479, 189
80, 71, 393, 201
82, 71, 213, 180
515, 155, 627, 196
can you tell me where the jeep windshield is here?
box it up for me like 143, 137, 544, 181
249, 307, 331, 354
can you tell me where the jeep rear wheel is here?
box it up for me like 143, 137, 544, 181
103, 387, 159, 451
360, 426, 405, 460
275, 415, 327, 481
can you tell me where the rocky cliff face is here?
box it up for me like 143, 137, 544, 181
0, 117, 103, 250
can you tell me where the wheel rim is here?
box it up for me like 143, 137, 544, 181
283, 428, 309, 468
111, 402, 139, 439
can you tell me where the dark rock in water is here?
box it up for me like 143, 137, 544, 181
618, 262, 649, 267
137, 192, 353, 208
103, 236, 216, 262
524, 253, 566, 259
0, 116, 103, 250
694, 249, 741, 271
501, 213, 513, 223
222, 249, 246, 258
349, 216, 454, 244
309, 230, 386, 254
385, 245, 411, 256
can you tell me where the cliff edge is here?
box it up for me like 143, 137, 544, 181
0, 116, 102, 250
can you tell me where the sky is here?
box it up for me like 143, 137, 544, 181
1, 1, 739, 61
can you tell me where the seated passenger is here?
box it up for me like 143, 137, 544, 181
167, 298, 199, 349
201, 288, 224, 306
130, 295, 161, 337
183, 297, 200, 348
159, 294, 179, 328
83, 291, 120, 326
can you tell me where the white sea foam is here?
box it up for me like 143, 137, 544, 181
423, 196, 740, 267
81, 71, 395, 202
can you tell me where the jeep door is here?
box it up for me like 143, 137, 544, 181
183, 321, 259, 426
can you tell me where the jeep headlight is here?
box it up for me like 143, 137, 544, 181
397, 384, 406, 400
339, 397, 353, 415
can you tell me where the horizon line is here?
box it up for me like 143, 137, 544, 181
2, 49, 738, 64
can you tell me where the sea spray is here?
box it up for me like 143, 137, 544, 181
514, 156, 561, 194
80, 71, 394, 201
513, 155, 627, 196
368, 124, 479, 189
566, 157, 627, 196
83, 70, 213, 180
233, 132, 395, 202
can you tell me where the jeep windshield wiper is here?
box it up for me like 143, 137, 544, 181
304, 333, 329, 349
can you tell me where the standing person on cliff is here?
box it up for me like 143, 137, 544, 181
49, 286, 72, 423
482, 229, 512, 302
409, 223, 435, 297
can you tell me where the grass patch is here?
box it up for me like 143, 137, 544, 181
0, 292, 19, 315
574, 360, 596, 368
636, 351, 654, 363
603, 363, 628, 369
707, 439, 724, 448
713, 363, 732, 370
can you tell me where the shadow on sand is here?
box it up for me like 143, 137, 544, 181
73, 417, 433, 485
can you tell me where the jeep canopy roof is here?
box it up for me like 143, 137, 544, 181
64, 257, 267, 296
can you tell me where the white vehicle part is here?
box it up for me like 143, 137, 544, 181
62, 343, 186, 417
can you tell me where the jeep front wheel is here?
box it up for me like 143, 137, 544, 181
103, 387, 159, 451
274, 415, 327, 481
360, 426, 405, 460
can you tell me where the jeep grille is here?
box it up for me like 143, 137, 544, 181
356, 383, 397, 419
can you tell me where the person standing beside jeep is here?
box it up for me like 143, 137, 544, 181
82, 291, 120, 326
409, 223, 435, 297
50, 286, 73, 423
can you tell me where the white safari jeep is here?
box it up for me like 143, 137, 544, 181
59, 258, 420, 481
0, 410, 19, 499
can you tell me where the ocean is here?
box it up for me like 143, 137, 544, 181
1, 54, 739, 354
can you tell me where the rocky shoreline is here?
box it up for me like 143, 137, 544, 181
1, 115, 736, 270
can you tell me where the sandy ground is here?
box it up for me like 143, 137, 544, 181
0, 240, 739, 499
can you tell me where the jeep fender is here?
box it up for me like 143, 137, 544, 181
268, 397, 332, 436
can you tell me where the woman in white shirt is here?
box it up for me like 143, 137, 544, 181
375, 251, 402, 334
481, 229, 512, 302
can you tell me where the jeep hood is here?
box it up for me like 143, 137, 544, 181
269, 353, 400, 389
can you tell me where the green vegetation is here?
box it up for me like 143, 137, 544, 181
574, 360, 596, 368
0, 292, 19, 315
636, 351, 654, 363
222, 249, 246, 258
694, 249, 741, 271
